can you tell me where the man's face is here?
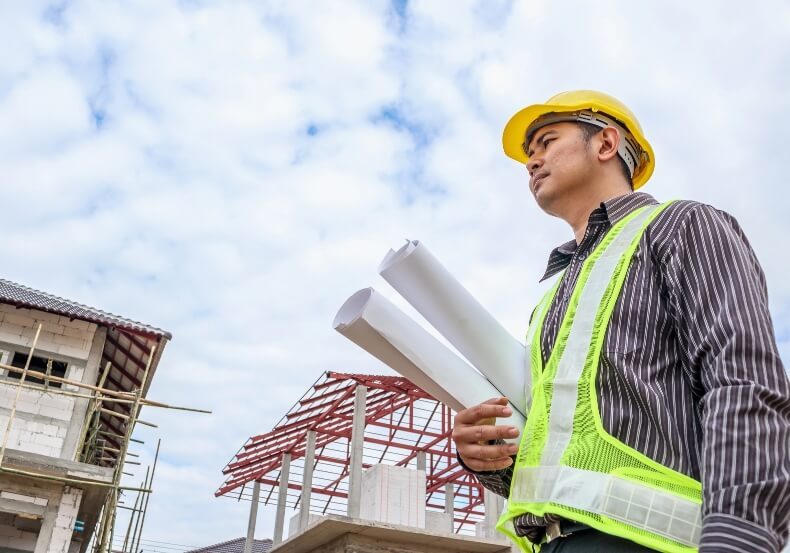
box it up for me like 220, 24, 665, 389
524, 122, 595, 215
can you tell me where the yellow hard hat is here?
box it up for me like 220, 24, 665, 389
502, 90, 655, 189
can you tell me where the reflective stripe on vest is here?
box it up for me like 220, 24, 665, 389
542, 203, 666, 466
511, 466, 701, 546
499, 202, 703, 553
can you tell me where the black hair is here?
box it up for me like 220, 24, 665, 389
576, 122, 633, 189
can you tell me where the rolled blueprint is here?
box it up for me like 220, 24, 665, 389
379, 241, 528, 418
333, 287, 524, 438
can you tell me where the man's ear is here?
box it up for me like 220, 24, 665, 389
597, 127, 620, 162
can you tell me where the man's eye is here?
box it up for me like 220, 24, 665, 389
543, 138, 553, 148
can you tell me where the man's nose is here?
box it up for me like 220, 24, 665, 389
527, 157, 543, 175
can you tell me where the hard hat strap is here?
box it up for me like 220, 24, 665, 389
524, 110, 641, 178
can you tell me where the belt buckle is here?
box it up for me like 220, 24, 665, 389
544, 521, 562, 543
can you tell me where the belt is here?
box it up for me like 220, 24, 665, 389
544, 519, 592, 543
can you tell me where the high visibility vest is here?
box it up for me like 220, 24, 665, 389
497, 202, 703, 553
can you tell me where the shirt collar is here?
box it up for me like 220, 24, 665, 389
539, 192, 658, 282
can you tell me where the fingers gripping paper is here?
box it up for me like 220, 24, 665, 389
379, 241, 528, 418
333, 288, 525, 432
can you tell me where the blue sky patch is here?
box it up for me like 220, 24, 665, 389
374, 104, 433, 149
42, 1, 69, 28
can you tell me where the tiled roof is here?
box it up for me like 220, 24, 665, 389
0, 278, 171, 339
186, 537, 272, 553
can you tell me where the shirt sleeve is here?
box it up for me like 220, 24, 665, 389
456, 448, 513, 499
662, 204, 790, 552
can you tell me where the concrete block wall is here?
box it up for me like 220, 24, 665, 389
0, 388, 74, 458
0, 522, 39, 552
360, 464, 426, 529
0, 304, 98, 461
425, 510, 453, 535
288, 512, 324, 537
0, 304, 96, 361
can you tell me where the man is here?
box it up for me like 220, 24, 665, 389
451, 90, 790, 552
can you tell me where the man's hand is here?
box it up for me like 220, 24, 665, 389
452, 397, 520, 472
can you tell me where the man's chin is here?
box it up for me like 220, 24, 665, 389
534, 192, 567, 220
533, 189, 555, 212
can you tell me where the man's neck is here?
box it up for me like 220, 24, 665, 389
567, 186, 632, 244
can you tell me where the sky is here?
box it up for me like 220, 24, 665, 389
1, 0, 789, 550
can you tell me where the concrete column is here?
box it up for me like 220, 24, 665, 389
273, 452, 291, 544
35, 486, 82, 553
63, 327, 106, 460
444, 483, 455, 534
416, 450, 426, 472
243, 481, 260, 553
298, 430, 316, 531
346, 385, 367, 519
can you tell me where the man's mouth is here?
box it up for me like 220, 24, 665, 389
532, 171, 549, 191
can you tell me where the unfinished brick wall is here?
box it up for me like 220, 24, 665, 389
0, 304, 97, 460
0, 518, 39, 552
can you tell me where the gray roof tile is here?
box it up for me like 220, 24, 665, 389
186, 537, 272, 553
0, 278, 171, 339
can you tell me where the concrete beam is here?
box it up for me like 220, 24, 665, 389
273, 452, 291, 545
346, 385, 366, 519
0, 496, 46, 517
1, 446, 114, 484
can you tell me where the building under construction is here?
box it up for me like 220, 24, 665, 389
218, 372, 515, 553
0, 278, 171, 553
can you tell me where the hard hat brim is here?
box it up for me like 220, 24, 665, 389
502, 101, 655, 190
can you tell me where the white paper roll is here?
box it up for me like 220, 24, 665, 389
333, 287, 524, 438
379, 241, 528, 418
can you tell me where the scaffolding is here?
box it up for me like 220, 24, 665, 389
0, 323, 208, 553
217, 371, 490, 539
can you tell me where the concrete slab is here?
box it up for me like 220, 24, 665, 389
1, 447, 113, 483
272, 515, 513, 553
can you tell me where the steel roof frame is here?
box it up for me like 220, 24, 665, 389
217, 372, 487, 534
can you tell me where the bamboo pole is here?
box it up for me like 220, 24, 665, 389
98, 345, 156, 553
131, 438, 160, 553
76, 362, 113, 462
99, 430, 143, 444
0, 379, 138, 403
0, 466, 152, 492
100, 408, 130, 421
0, 324, 43, 466
1, 363, 211, 414
122, 469, 148, 553
137, 398, 212, 414
0, 361, 131, 398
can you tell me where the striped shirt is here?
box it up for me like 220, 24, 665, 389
468, 192, 790, 552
